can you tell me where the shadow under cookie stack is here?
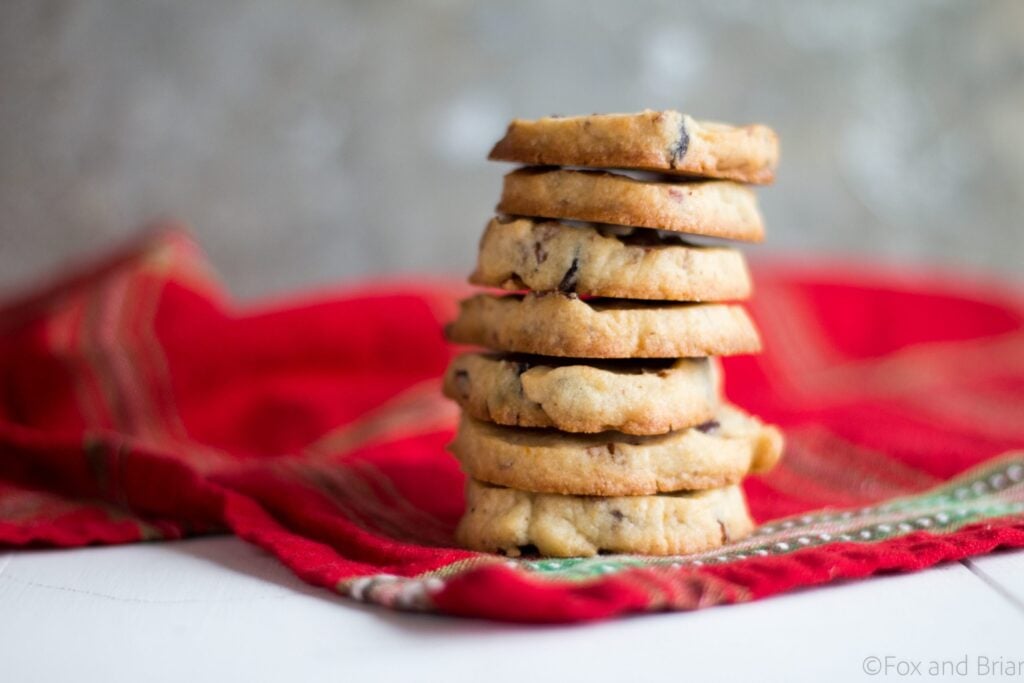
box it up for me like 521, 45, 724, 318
444, 110, 783, 557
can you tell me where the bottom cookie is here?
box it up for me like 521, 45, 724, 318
456, 479, 753, 557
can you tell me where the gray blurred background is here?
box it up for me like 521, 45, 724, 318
1, 0, 1022, 300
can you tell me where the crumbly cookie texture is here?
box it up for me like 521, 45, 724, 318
445, 293, 761, 358
450, 403, 783, 496
489, 110, 779, 185
469, 217, 752, 302
497, 168, 764, 242
443, 353, 721, 434
456, 480, 754, 557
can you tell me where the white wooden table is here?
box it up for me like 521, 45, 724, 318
1, 537, 1021, 682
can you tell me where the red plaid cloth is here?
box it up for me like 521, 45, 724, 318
1, 227, 1022, 623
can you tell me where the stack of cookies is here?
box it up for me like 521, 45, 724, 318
444, 110, 783, 558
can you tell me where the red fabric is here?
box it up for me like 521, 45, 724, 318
1, 228, 1023, 623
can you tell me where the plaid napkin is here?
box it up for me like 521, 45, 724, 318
1, 227, 1022, 623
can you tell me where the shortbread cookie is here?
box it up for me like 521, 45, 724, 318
497, 168, 764, 242
489, 110, 778, 185
445, 293, 761, 358
469, 217, 751, 301
456, 480, 754, 557
443, 354, 721, 434
450, 404, 783, 496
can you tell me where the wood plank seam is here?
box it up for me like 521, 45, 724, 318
961, 559, 1024, 616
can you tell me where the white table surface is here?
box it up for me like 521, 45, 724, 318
1, 537, 1021, 683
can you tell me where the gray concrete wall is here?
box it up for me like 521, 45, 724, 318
1, 1, 1022, 299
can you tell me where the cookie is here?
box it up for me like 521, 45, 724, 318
497, 168, 764, 242
456, 480, 754, 557
443, 353, 721, 434
450, 403, 783, 496
488, 110, 779, 185
469, 217, 752, 302
445, 293, 761, 358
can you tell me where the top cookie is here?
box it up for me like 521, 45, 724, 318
489, 110, 779, 185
